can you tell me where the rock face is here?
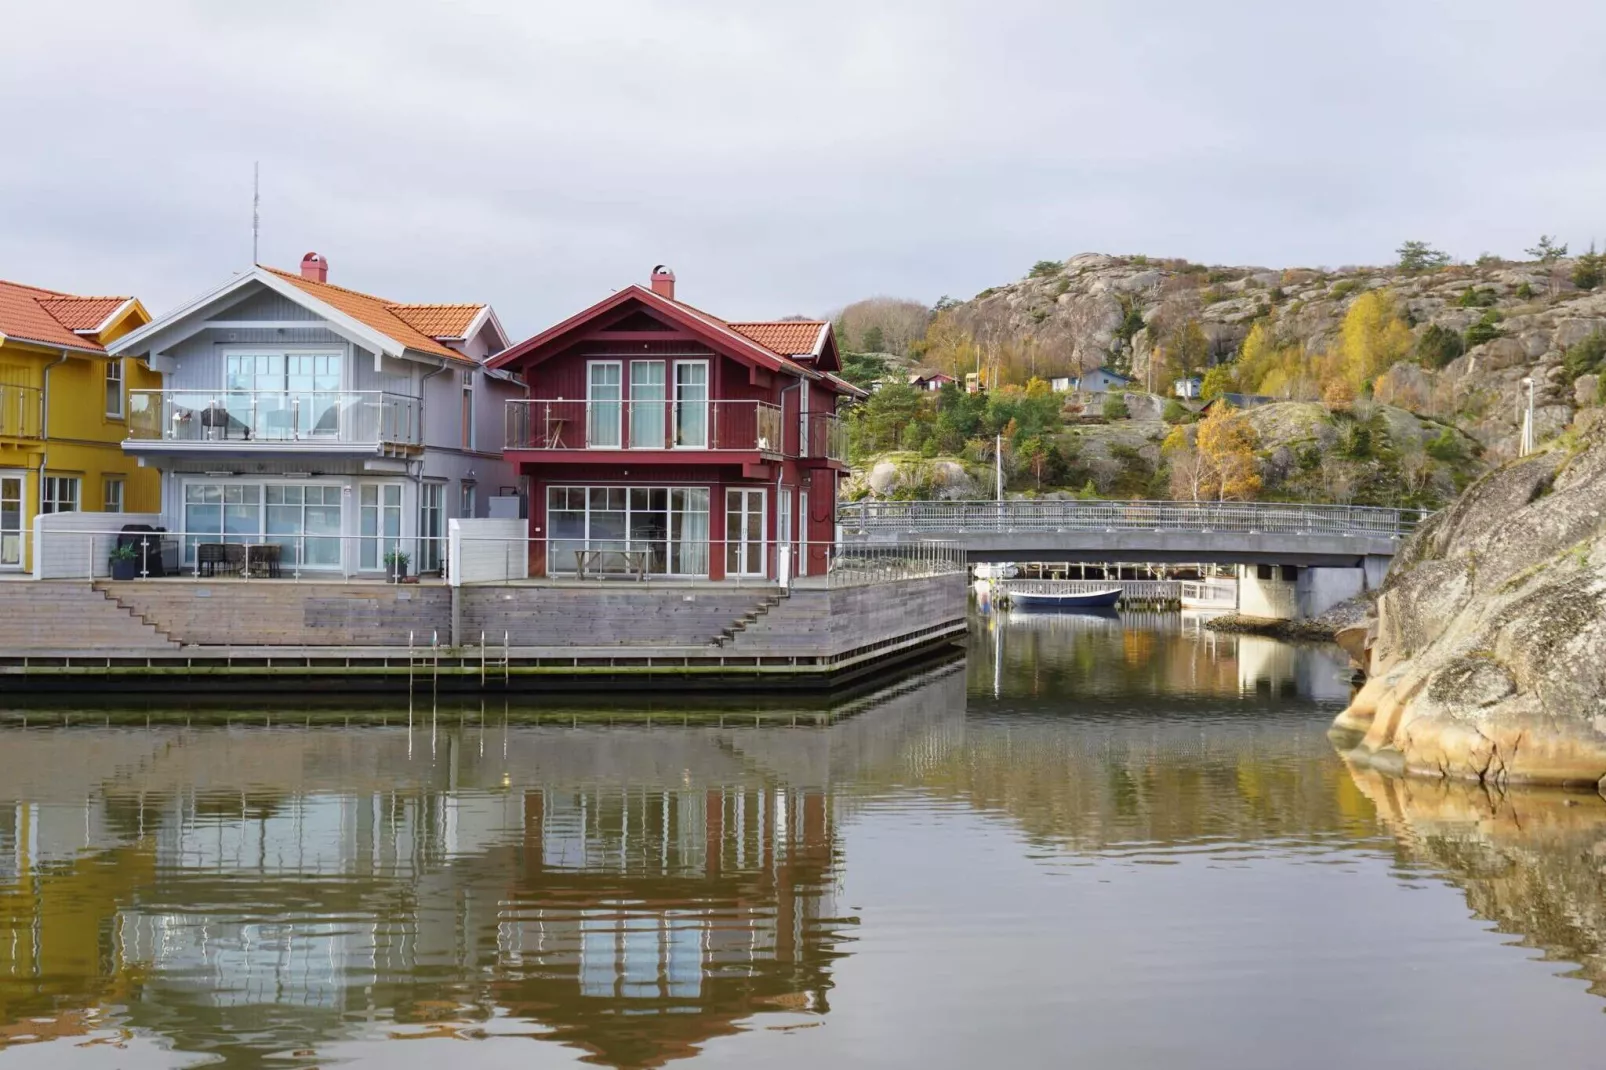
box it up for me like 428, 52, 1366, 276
843, 454, 980, 500
946, 253, 1606, 461
1336, 421, 1606, 788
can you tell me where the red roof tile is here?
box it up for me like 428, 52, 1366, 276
0, 280, 131, 352
263, 267, 479, 362
389, 303, 484, 339
727, 321, 826, 357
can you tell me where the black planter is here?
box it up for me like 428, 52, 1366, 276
109, 559, 139, 581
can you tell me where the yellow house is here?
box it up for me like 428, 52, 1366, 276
0, 279, 160, 571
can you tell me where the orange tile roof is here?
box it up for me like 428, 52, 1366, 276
390, 303, 483, 339
0, 280, 129, 352
727, 321, 826, 357
263, 267, 478, 362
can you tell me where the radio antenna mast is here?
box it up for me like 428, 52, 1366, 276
251, 162, 261, 265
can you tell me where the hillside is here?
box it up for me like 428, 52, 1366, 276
917, 249, 1606, 463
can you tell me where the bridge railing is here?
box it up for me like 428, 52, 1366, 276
838, 499, 1426, 538
827, 539, 966, 589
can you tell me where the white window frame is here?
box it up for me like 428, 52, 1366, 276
103, 476, 125, 514
724, 487, 766, 577
41, 476, 80, 515
628, 360, 667, 450
359, 482, 405, 572
586, 360, 623, 449
178, 477, 346, 570
672, 360, 709, 449
461, 370, 476, 451
545, 484, 711, 578
105, 358, 124, 419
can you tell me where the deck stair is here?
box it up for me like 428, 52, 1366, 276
460, 587, 784, 648
711, 591, 788, 648
0, 581, 178, 650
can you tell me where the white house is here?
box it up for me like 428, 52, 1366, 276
1174, 377, 1203, 399
108, 253, 521, 577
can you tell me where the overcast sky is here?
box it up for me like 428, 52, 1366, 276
4, 0, 1604, 337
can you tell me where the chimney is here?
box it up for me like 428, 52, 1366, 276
300, 252, 329, 283
650, 264, 676, 301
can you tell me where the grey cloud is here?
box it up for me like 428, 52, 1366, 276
2, 0, 1604, 337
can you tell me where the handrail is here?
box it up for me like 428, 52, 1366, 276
126, 389, 422, 446
0, 383, 42, 440
839, 499, 1427, 538
505, 398, 785, 454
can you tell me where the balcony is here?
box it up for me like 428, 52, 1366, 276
0, 383, 42, 440
126, 390, 422, 451
805, 412, 848, 464
505, 399, 784, 455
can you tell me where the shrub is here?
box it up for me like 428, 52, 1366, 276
1562, 332, 1606, 382
1573, 244, 1603, 291
1516, 281, 1535, 299
1415, 323, 1465, 368
1426, 427, 1466, 465
1162, 398, 1190, 424
1464, 310, 1503, 349
1029, 260, 1062, 278
1397, 241, 1451, 274
1330, 279, 1363, 299
1455, 286, 1498, 308
1102, 395, 1130, 421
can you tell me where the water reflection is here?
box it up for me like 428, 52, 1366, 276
0, 668, 963, 1068
4, 618, 1606, 1067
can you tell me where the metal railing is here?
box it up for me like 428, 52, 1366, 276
997, 578, 1180, 601
806, 412, 848, 463
505, 399, 783, 454
127, 390, 422, 447
21, 524, 964, 591
0, 383, 42, 439
840, 499, 1427, 538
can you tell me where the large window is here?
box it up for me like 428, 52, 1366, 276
360, 484, 403, 572
105, 359, 124, 418
0, 475, 22, 568
182, 482, 343, 569
587, 361, 622, 448
224, 351, 342, 437
629, 361, 666, 448
547, 485, 709, 576
673, 361, 708, 447
419, 482, 444, 573
41, 476, 79, 514
724, 488, 765, 576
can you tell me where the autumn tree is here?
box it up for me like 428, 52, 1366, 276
1335, 290, 1412, 393
1162, 425, 1207, 501
836, 297, 934, 357
1199, 365, 1234, 402
1195, 404, 1262, 501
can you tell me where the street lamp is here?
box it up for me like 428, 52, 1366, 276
1519, 376, 1535, 457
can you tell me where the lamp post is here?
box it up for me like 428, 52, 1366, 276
1519, 377, 1535, 456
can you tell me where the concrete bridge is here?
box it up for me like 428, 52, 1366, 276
838, 499, 1429, 619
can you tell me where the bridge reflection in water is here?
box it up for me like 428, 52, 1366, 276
4, 622, 1606, 1067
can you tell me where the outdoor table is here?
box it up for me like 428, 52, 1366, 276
574, 548, 649, 580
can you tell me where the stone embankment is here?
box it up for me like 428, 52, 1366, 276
1334, 422, 1606, 789
1205, 595, 1372, 643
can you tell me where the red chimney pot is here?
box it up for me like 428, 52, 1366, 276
650, 265, 676, 301
300, 252, 329, 283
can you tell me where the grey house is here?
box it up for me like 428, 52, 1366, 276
108, 253, 520, 577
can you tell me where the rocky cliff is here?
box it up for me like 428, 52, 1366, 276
1335, 421, 1606, 788
945, 252, 1606, 462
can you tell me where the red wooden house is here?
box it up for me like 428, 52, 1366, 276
489, 268, 861, 581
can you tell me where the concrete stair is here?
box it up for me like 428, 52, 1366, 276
462, 587, 781, 648
0, 581, 179, 650
95, 582, 451, 647
711, 592, 787, 647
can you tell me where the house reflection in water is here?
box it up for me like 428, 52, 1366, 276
0, 670, 966, 1067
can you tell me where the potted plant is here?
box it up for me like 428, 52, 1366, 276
108, 543, 140, 581
383, 548, 412, 583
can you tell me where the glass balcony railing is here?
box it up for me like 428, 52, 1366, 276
127, 390, 422, 447
505, 399, 784, 454
0, 383, 42, 440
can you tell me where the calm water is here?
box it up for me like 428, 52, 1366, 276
2, 611, 1606, 1068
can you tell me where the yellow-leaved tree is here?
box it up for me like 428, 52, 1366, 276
1337, 290, 1412, 392
1195, 404, 1262, 501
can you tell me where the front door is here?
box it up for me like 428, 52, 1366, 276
777, 488, 793, 582
724, 488, 765, 577
798, 489, 809, 577
0, 475, 22, 569
419, 483, 444, 573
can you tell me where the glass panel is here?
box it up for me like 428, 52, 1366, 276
674, 362, 708, 447
670, 489, 709, 577
629, 361, 666, 448
2, 477, 24, 567
548, 486, 586, 574
587, 363, 622, 448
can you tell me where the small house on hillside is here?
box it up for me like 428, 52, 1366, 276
1054, 367, 1134, 395
1201, 392, 1276, 413
907, 371, 956, 392
1174, 377, 1202, 399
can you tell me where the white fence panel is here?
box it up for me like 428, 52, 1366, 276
32, 512, 161, 580
449, 519, 529, 586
